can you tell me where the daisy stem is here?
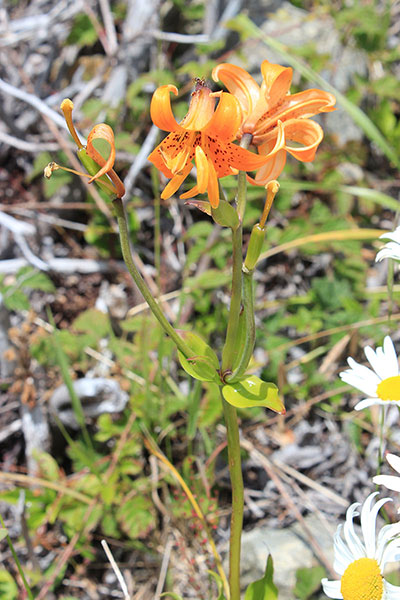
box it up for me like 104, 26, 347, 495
113, 197, 194, 359
221, 391, 243, 600
377, 406, 386, 476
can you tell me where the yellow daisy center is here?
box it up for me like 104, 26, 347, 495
340, 558, 383, 600
376, 375, 400, 401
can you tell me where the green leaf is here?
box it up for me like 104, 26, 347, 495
294, 565, 325, 599
33, 451, 60, 482
244, 555, 278, 600
116, 496, 155, 539
0, 528, 8, 542
72, 309, 110, 338
222, 376, 285, 413
211, 199, 239, 229
16, 267, 55, 292
160, 594, 184, 600
0, 570, 18, 599
177, 330, 220, 383
3, 288, 30, 311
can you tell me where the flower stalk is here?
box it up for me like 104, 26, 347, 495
112, 197, 194, 359
221, 392, 244, 600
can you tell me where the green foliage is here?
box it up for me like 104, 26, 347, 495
67, 14, 98, 46
177, 330, 220, 382
0, 266, 55, 311
0, 570, 18, 599
223, 376, 284, 413
244, 555, 278, 600
294, 566, 325, 599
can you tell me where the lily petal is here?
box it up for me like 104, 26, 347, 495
212, 63, 261, 118
161, 163, 193, 199
86, 124, 125, 197
254, 88, 336, 139
147, 145, 174, 178
283, 118, 324, 162
150, 85, 183, 133
180, 84, 216, 131
203, 92, 242, 143
247, 149, 287, 187
86, 123, 116, 180
260, 60, 292, 109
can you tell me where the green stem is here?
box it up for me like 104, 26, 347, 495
221, 134, 252, 375
227, 268, 255, 382
222, 395, 244, 600
151, 165, 161, 293
236, 133, 252, 223
377, 406, 386, 476
0, 513, 34, 599
221, 224, 244, 373
113, 197, 193, 359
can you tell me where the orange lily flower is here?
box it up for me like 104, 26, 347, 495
212, 60, 336, 186
147, 79, 282, 208
45, 99, 125, 199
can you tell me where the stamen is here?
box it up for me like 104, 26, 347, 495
60, 98, 84, 149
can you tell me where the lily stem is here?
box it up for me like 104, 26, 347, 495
113, 197, 193, 359
221, 133, 252, 375
226, 268, 256, 382
222, 393, 243, 600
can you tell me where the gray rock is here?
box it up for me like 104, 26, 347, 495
49, 377, 129, 428
239, 514, 335, 599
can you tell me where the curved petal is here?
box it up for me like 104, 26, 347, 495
260, 60, 293, 108
147, 145, 174, 178
203, 92, 242, 143
253, 88, 335, 141
212, 63, 261, 118
227, 142, 279, 171
180, 84, 216, 131
150, 85, 183, 133
180, 183, 200, 201
283, 119, 324, 162
86, 124, 125, 197
86, 123, 116, 180
247, 149, 287, 187
246, 121, 287, 186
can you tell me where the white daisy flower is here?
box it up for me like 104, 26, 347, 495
376, 227, 400, 262
374, 454, 400, 494
322, 492, 400, 600
339, 336, 400, 411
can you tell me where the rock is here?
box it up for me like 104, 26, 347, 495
239, 513, 335, 599
49, 377, 129, 428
